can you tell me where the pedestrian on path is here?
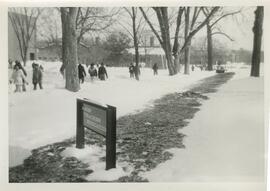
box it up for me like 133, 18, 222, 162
14, 60, 27, 91
129, 63, 135, 78
88, 63, 97, 82
32, 62, 43, 90
78, 63, 86, 84
98, 62, 108, 81
152, 63, 158, 75
9, 64, 28, 93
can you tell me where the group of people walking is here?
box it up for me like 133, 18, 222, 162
78, 62, 108, 84
9, 59, 162, 93
9, 60, 43, 93
128, 62, 159, 78
129, 63, 139, 78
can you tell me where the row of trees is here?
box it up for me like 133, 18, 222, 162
8, 6, 264, 92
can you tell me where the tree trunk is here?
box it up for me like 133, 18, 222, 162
61, 8, 80, 92
164, 51, 175, 75
23, 49, 27, 66
132, 7, 140, 81
22, 39, 28, 66
206, 22, 213, 71
164, 14, 177, 75
157, 8, 177, 75
174, 54, 181, 73
184, 8, 190, 74
184, 43, 191, 74
162, 34, 176, 75
251, 6, 263, 77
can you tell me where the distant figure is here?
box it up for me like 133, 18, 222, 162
152, 63, 158, 75
10, 64, 28, 93
191, 65, 195, 71
32, 63, 43, 90
8, 59, 13, 69
78, 63, 86, 84
88, 63, 97, 82
14, 60, 27, 91
199, 65, 203, 71
129, 63, 135, 78
98, 62, 108, 81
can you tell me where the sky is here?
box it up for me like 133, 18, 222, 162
36, 6, 261, 51
207, 7, 260, 51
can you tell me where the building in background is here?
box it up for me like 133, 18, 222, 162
8, 12, 37, 62
127, 30, 167, 69
37, 38, 109, 66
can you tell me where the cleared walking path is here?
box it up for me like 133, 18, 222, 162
144, 71, 265, 184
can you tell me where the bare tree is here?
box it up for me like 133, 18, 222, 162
76, 7, 120, 45
59, 7, 119, 72
251, 6, 263, 77
120, 7, 146, 80
140, 7, 219, 75
183, 7, 201, 74
203, 7, 241, 70
8, 7, 42, 66
60, 7, 80, 92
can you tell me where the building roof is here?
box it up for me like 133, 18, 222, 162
127, 47, 165, 56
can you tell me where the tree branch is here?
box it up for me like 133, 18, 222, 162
210, 9, 241, 27
179, 6, 219, 53
139, 7, 163, 45
211, 32, 234, 41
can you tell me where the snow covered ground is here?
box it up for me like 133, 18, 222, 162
8, 61, 215, 170
9, 61, 265, 183
142, 66, 265, 184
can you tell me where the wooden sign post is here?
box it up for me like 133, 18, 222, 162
76, 98, 116, 170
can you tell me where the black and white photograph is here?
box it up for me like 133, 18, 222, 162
0, 0, 269, 190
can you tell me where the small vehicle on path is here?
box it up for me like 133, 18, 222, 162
216, 65, 226, 73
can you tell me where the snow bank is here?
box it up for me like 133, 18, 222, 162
61, 145, 130, 181
142, 68, 264, 182
9, 62, 250, 168
9, 62, 215, 155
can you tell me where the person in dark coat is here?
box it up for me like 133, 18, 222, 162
88, 63, 97, 82
14, 60, 27, 91
32, 62, 43, 90
152, 63, 158, 75
98, 62, 108, 81
191, 65, 195, 71
78, 63, 86, 84
129, 63, 135, 78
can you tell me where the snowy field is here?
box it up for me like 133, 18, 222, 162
9, 61, 215, 168
143, 65, 265, 184
9, 61, 265, 182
